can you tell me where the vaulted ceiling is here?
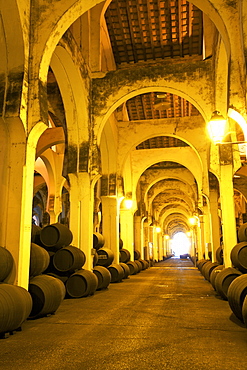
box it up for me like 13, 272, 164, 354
104, 0, 204, 235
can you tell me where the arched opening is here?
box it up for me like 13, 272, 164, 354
171, 231, 191, 257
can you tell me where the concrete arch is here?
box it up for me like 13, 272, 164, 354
100, 115, 118, 174
125, 147, 203, 201
189, 0, 230, 59
147, 181, 195, 216
38, 0, 104, 84
141, 169, 198, 204
0, 0, 26, 119
36, 127, 65, 158
96, 85, 210, 144
160, 206, 191, 224
118, 124, 207, 175
28, 0, 103, 130
153, 195, 193, 217
51, 43, 90, 146
164, 213, 190, 234
149, 191, 194, 218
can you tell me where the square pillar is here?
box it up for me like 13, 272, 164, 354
69, 172, 94, 270
101, 196, 120, 264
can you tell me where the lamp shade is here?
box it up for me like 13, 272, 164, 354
207, 111, 227, 143
189, 217, 197, 225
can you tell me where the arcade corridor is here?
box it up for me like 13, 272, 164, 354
2, 0, 247, 356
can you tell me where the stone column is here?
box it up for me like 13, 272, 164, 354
69, 172, 94, 270
196, 223, 203, 260
120, 209, 134, 261
2, 120, 46, 289
219, 164, 237, 267
158, 232, 163, 260
203, 203, 213, 260
209, 188, 221, 263
134, 215, 142, 257
153, 228, 159, 262
140, 217, 147, 260
143, 221, 149, 260
101, 196, 120, 263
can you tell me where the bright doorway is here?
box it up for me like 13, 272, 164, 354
171, 232, 191, 257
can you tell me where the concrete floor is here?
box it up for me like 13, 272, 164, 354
2, 258, 247, 370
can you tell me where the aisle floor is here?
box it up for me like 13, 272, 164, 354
2, 258, 247, 370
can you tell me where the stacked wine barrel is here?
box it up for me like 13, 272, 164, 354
119, 247, 149, 276
93, 236, 150, 284
196, 223, 247, 326
29, 223, 97, 314
93, 234, 125, 284
0, 246, 32, 338
0, 246, 14, 282
226, 223, 247, 325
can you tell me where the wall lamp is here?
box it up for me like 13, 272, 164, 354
188, 215, 200, 226
207, 110, 247, 145
124, 199, 133, 209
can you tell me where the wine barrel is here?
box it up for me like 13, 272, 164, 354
107, 264, 124, 283
66, 269, 98, 298
238, 223, 247, 242
201, 262, 219, 281
227, 274, 247, 321
119, 262, 130, 279
53, 245, 86, 273
40, 223, 73, 250
196, 259, 209, 272
200, 260, 212, 279
230, 242, 247, 273
134, 250, 141, 260
126, 261, 139, 275
120, 248, 130, 263
242, 294, 247, 327
93, 266, 111, 290
139, 259, 148, 270
46, 272, 69, 284
93, 232, 105, 250
96, 248, 114, 267
28, 274, 66, 319
93, 251, 99, 267
209, 265, 224, 290
0, 246, 14, 281
0, 284, 32, 334
208, 251, 212, 261
216, 247, 224, 264
214, 267, 242, 300
29, 243, 50, 277
119, 238, 123, 250
31, 224, 42, 244
134, 260, 142, 273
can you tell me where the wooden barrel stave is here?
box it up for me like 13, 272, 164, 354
53, 245, 86, 273
28, 274, 66, 319
0, 284, 32, 334
107, 264, 124, 283
40, 223, 73, 250
93, 266, 111, 290
66, 269, 98, 298
30, 243, 50, 277
0, 247, 14, 281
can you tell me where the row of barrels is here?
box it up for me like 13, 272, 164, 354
0, 224, 150, 336
196, 240, 247, 326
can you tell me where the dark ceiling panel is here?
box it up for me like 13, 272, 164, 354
125, 91, 200, 120
105, 0, 203, 65
136, 135, 189, 149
